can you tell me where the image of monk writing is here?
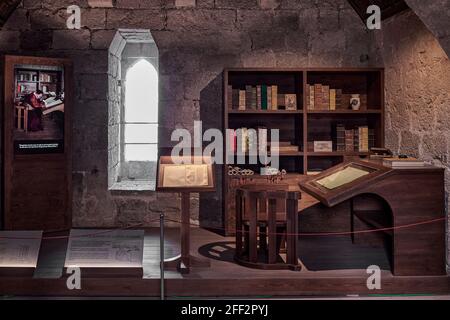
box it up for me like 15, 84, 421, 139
22, 90, 46, 132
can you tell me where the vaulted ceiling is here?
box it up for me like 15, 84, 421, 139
347, 0, 410, 21
0, 0, 20, 27
0, 0, 412, 29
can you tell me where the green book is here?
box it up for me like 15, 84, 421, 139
261, 85, 267, 110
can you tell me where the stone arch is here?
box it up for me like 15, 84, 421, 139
108, 29, 159, 191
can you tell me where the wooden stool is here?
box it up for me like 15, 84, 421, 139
15, 105, 28, 132
235, 184, 301, 271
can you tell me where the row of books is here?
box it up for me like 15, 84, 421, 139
39, 73, 57, 83
16, 83, 38, 97
229, 128, 255, 154
17, 72, 38, 82
227, 85, 297, 111
306, 84, 367, 110
336, 124, 374, 152
229, 128, 300, 154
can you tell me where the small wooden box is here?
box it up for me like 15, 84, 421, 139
314, 141, 333, 152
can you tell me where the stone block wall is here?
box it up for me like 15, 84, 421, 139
0, 0, 375, 230
107, 32, 122, 189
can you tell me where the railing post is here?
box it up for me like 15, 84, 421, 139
160, 212, 165, 300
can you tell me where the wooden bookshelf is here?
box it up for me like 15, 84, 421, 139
14, 66, 63, 101
223, 68, 384, 234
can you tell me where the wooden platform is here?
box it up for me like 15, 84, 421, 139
0, 228, 449, 298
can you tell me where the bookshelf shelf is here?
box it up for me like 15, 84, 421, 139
223, 67, 384, 234
228, 110, 303, 114
231, 152, 304, 157
307, 110, 382, 114
307, 151, 371, 157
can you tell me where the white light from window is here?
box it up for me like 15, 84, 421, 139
124, 59, 159, 161
125, 144, 158, 162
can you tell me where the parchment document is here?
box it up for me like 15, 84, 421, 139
316, 167, 370, 190
65, 229, 144, 268
163, 164, 209, 187
0, 231, 43, 268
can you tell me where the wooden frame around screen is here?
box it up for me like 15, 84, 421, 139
2, 55, 73, 230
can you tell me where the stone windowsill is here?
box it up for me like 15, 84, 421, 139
110, 179, 156, 192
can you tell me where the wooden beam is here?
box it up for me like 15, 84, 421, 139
347, 0, 409, 22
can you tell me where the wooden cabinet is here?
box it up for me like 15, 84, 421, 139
2, 55, 73, 230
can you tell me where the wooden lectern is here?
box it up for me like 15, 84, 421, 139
156, 156, 216, 274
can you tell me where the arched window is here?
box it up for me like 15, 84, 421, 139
108, 30, 159, 191
124, 60, 158, 162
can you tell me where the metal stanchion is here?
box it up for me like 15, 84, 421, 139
160, 212, 165, 300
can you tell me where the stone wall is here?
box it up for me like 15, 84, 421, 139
0, 0, 375, 229
107, 31, 122, 189
405, 0, 450, 58
373, 10, 450, 267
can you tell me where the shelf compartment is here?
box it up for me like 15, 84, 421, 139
306, 70, 382, 111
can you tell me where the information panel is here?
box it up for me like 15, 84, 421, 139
65, 229, 144, 269
0, 231, 43, 268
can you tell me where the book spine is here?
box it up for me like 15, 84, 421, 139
310, 85, 315, 110
306, 85, 310, 110
361, 126, 369, 152
277, 94, 285, 109
335, 89, 342, 110
232, 89, 239, 110
345, 129, 354, 152
227, 85, 233, 111
256, 85, 261, 110
323, 85, 330, 110
239, 90, 246, 110
267, 86, 272, 110
336, 124, 345, 151
329, 89, 336, 111
258, 127, 268, 154
314, 84, 322, 110
271, 85, 278, 110
241, 128, 248, 154
355, 127, 360, 152
251, 86, 257, 110
368, 128, 375, 149
245, 85, 252, 110
261, 85, 267, 110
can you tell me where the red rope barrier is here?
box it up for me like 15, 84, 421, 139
0, 216, 446, 240
164, 217, 447, 237
0, 221, 155, 240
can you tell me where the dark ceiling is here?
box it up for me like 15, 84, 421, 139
347, 0, 410, 21
0, 0, 20, 27
0, 0, 410, 28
